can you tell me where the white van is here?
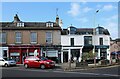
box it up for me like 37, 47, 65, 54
0, 58, 16, 67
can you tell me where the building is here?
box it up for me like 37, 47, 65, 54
0, 14, 62, 64
61, 25, 110, 63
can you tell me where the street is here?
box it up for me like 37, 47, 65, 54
1, 65, 120, 79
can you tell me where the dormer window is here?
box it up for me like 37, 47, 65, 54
17, 22, 24, 27
46, 22, 53, 27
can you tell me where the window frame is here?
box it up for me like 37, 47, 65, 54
30, 32, 37, 44
0, 32, 6, 44
46, 22, 53, 27
15, 32, 22, 43
84, 36, 92, 45
70, 38, 74, 46
46, 32, 52, 44
99, 38, 103, 45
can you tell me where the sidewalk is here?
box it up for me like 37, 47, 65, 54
58, 62, 120, 71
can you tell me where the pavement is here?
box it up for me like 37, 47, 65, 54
16, 63, 120, 71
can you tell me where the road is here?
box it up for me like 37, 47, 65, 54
1, 65, 120, 79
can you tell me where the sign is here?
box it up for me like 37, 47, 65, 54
10, 53, 20, 56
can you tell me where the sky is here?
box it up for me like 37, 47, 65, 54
0, 2, 119, 40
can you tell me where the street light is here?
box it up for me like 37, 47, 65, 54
93, 10, 99, 67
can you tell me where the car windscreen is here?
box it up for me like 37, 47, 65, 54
4, 58, 14, 61
40, 57, 48, 60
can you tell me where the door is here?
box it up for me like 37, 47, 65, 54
22, 53, 27, 64
63, 51, 68, 63
31, 57, 40, 67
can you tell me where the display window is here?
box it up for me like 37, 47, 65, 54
10, 52, 20, 62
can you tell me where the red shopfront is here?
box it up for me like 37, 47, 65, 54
8, 45, 40, 64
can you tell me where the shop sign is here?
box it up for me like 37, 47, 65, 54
10, 53, 20, 56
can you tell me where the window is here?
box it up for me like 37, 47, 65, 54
17, 22, 24, 27
30, 32, 37, 43
70, 27, 76, 34
0, 32, 6, 43
46, 22, 53, 27
84, 36, 92, 45
99, 38, 103, 45
46, 32, 52, 44
71, 38, 74, 46
15, 32, 21, 43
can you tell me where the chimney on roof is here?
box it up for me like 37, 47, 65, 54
56, 15, 59, 25
14, 14, 20, 22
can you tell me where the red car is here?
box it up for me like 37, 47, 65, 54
24, 56, 55, 69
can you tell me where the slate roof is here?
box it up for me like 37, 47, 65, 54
0, 22, 61, 30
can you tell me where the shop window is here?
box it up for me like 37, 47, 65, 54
29, 52, 34, 56
10, 52, 20, 62
3, 50, 7, 58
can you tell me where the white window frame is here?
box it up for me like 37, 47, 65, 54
46, 22, 53, 27
15, 32, 22, 43
46, 32, 52, 44
0, 32, 6, 44
17, 22, 24, 27
30, 32, 37, 44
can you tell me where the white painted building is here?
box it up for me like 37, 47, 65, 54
61, 26, 110, 63
0, 47, 8, 58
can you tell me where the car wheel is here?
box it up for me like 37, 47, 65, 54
4, 63, 8, 67
40, 64, 45, 69
24, 64, 29, 68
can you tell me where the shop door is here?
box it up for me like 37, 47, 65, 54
63, 51, 68, 63
22, 53, 27, 63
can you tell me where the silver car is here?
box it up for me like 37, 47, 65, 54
0, 58, 16, 67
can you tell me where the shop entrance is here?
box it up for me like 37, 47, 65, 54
22, 52, 27, 63
63, 51, 68, 63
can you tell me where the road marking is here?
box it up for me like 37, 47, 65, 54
2, 67, 120, 77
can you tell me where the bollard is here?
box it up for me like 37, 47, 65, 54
68, 59, 71, 70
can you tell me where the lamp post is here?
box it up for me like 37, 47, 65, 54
93, 10, 99, 67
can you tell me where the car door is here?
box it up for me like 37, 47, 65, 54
31, 57, 40, 67
0, 59, 5, 66
0, 59, 3, 66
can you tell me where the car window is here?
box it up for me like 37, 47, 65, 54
40, 57, 48, 60
4, 58, 13, 61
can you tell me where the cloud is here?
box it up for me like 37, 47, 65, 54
67, 3, 80, 17
104, 22, 118, 39
83, 7, 92, 13
106, 15, 118, 22
96, 4, 102, 8
77, 17, 88, 23
102, 14, 118, 39
102, 4, 116, 11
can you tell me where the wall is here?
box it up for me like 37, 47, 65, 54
61, 35, 84, 46
2, 30, 61, 45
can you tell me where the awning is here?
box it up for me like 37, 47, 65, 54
111, 52, 120, 55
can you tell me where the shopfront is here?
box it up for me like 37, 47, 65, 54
8, 45, 40, 64
40, 45, 61, 63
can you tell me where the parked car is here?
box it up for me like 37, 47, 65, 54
24, 56, 55, 69
0, 58, 16, 67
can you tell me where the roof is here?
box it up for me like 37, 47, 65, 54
0, 22, 61, 30
61, 27, 110, 35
